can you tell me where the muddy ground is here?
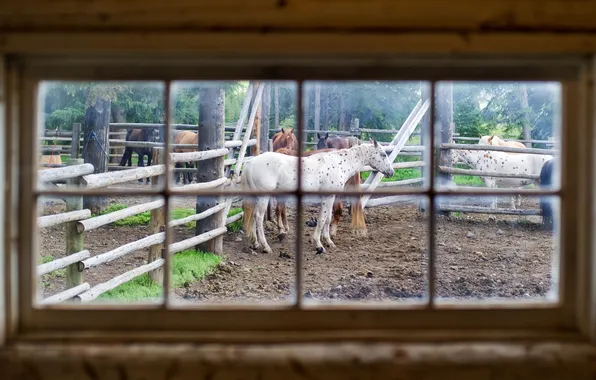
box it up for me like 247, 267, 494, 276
38, 186, 556, 304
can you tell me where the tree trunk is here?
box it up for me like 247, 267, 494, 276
519, 84, 532, 148
338, 89, 346, 131
196, 86, 225, 254
321, 87, 329, 131
260, 83, 271, 154
109, 105, 126, 164
436, 82, 454, 215
274, 84, 280, 130
314, 82, 321, 132
83, 98, 111, 214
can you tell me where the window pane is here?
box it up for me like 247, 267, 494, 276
35, 195, 166, 306
300, 80, 430, 193
434, 195, 559, 303
168, 195, 297, 305
299, 195, 429, 305
433, 81, 561, 192
37, 81, 166, 193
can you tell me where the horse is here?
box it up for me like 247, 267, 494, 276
477, 135, 530, 207
539, 158, 557, 229
272, 128, 299, 152
451, 148, 553, 209
273, 147, 367, 239
173, 130, 199, 184
316, 132, 356, 150
241, 139, 394, 254
119, 128, 158, 184
267, 128, 299, 221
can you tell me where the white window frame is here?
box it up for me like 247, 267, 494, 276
2, 54, 594, 343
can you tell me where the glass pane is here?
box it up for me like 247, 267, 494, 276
434, 81, 561, 191
168, 80, 298, 191
300, 81, 430, 192
36, 81, 166, 193
168, 195, 296, 305
301, 195, 429, 304
434, 195, 559, 303
35, 195, 165, 306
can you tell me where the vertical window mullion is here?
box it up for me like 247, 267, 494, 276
295, 81, 304, 308
163, 81, 172, 307
427, 81, 437, 308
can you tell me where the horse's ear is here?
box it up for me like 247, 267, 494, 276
288, 128, 293, 134
317, 132, 321, 139
370, 138, 379, 147
324, 132, 329, 139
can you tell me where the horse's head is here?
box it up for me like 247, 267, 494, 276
316, 132, 329, 150
145, 128, 158, 142
365, 138, 394, 178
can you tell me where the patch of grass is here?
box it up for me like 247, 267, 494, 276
99, 249, 222, 302
227, 207, 243, 232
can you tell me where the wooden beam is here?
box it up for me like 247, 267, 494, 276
438, 166, 540, 180
441, 143, 557, 155
437, 205, 542, 215
37, 250, 90, 276
76, 200, 165, 233
40, 283, 90, 305
38, 209, 91, 229
37, 163, 94, 185
80, 233, 165, 270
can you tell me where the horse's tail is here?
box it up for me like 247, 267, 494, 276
539, 159, 554, 228
348, 172, 367, 236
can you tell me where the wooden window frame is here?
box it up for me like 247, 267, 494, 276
1, 54, 594, 344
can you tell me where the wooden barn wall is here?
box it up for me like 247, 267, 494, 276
2, 0, 596, 379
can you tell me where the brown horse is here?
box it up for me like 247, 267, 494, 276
272, 146, 367, 240
119, 128, 158, 184
272, 128, 299, 151
172, 130, 199, 184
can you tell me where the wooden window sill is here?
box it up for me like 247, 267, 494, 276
1, 342, 596, 379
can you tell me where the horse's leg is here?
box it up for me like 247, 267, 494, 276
322, 197, 337, 249
275, 198, 287, 241
312, 196, 335, 254
137, 151, 145, 184
255, 197, 272, 253
330, 199, 342, 237
145, 150, 152, 184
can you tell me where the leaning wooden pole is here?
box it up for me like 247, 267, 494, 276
225, 82, 253, 178
249, 81, 262, 157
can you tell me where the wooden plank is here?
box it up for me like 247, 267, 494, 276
365, 196, 420, 208
38, 209, 91, 228
37, 250, 90, 276
226, 82, 254, 177
169, 203, 227, 228
3, 0, 596, 31
148, 148, 165, 283
40, 283, 90, 305
373, 178, 424, 188
361, 98, 429, 209
169, 148, 229, 164
437, 205, 542, 216
168, 227, 228, 255
37, 163, 94, 185
438, 166, 540, 180
82, 164, 166, 188
441, 143, 557, 155
177, 177, 229, 192
76, 199, 165, 233
80, 233, 165, 270
359, 161, 424, 173
76, 259, 165, 303
71, 123, 81, 158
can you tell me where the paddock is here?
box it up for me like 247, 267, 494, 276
37, 178, 555, 304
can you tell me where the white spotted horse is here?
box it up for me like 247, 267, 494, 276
241, 138, 395, 255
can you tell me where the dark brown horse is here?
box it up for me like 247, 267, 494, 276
316, 132, 359, 150
119, 128, 158, 184
272, 146, 367, 239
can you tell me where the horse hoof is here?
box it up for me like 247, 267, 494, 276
277, 232, 287, 242
263, 247, 272, 254
315, 246, 325, 255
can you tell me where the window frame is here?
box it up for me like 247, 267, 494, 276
3, 54, 593, 344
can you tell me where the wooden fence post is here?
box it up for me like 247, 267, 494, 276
436, 82, 454, 216
83, 98, 111, 214
65, 158, 84, 289
249, 81, 262, 157
260, 83, 270, 154
148, 147, 165, 284
196, 86, 225, 254
71, 123, 81, 159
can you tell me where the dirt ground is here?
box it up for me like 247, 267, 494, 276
38, 184, 556, 304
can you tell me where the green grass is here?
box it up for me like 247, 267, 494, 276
98, 249, 222, 302
95, 204, 242, 230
